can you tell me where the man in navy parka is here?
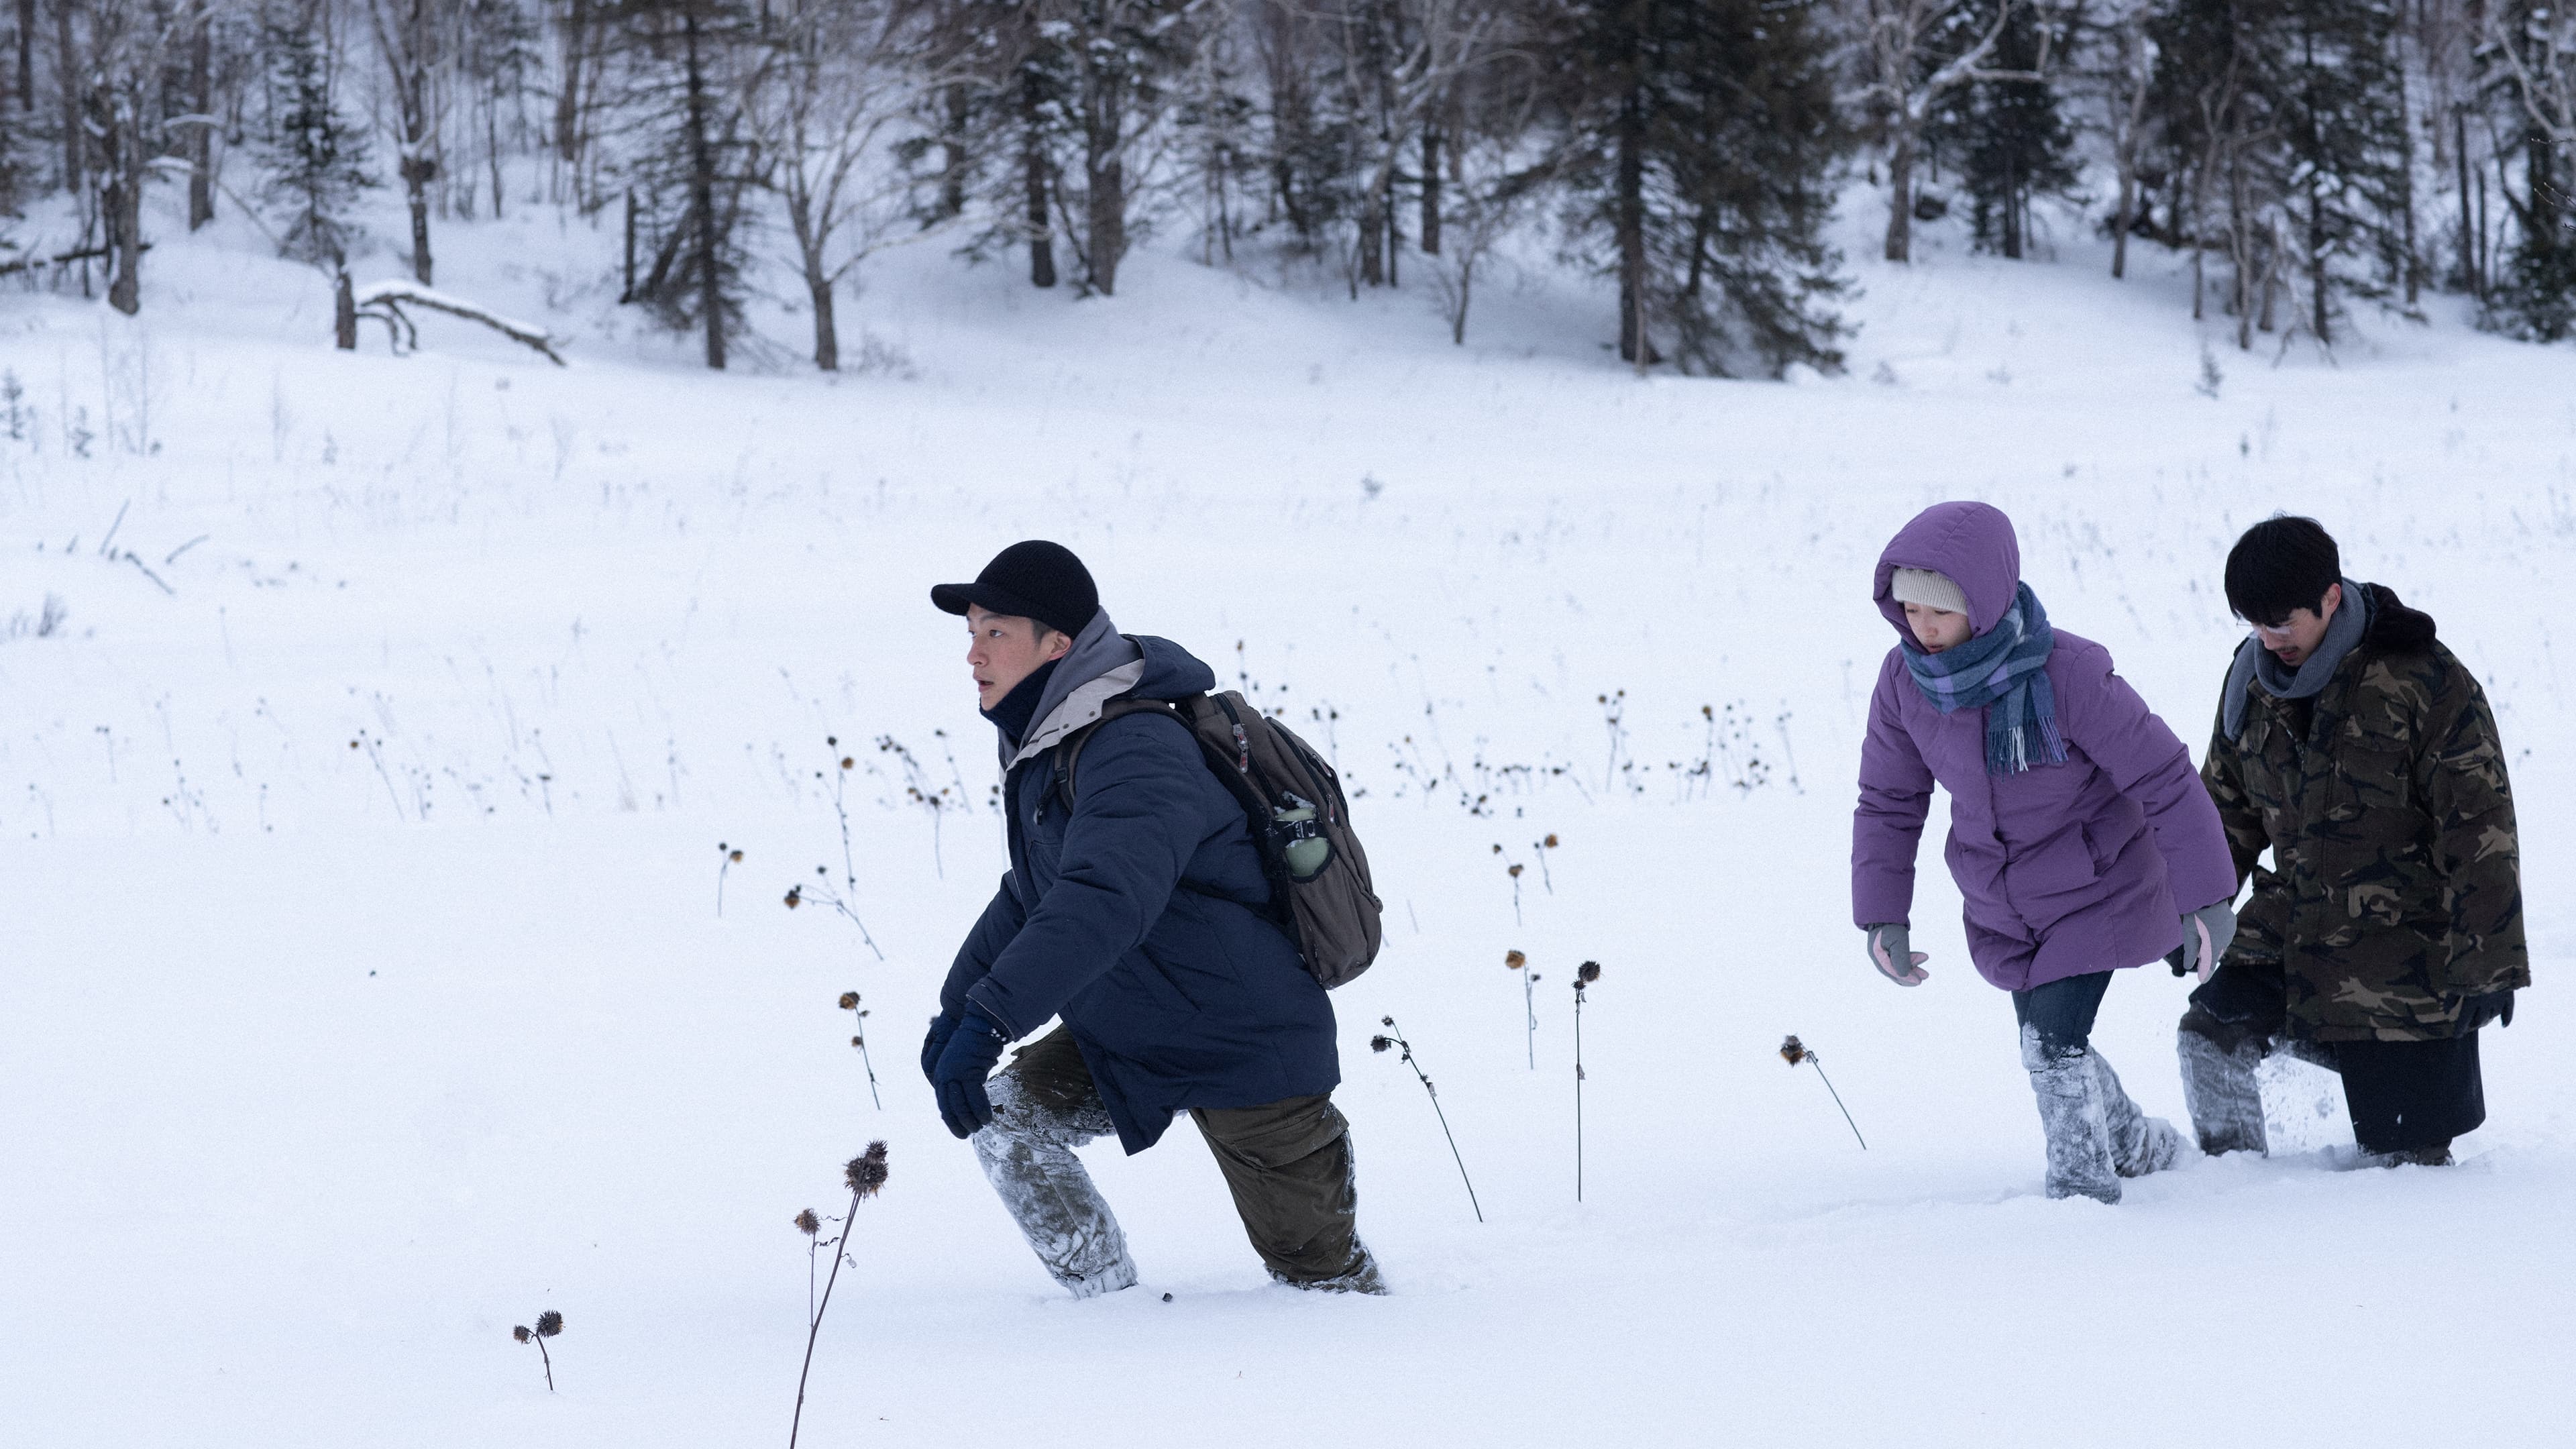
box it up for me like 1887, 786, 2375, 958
922, 540, 1381, 1296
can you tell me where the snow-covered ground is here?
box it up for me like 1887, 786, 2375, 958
5, 185, 2573, 1447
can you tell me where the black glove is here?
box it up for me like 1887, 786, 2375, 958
930, 1012, 1009, 1138
920, 1014, 958, 1085
2455, 989, 2516, 1032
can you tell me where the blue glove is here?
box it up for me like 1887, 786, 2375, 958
931, 1012, 1009, 1138
920, 1015, 958, 1085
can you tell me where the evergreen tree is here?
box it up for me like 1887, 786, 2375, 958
257, 5, 376, 267
1931, 3, 2078, 259
2147, 0, 2410, 347
610, 0, 763, 367
1552, 0, 1848, 375
2479, 1, 2576, 340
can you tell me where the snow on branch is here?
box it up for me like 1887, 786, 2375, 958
350, 280, 569, 367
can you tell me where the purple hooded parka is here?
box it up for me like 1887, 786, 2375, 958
1851, 502, 2236, 992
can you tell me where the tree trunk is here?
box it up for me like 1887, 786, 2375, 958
101, 97, 142, 315
1087, 152, 1124, 294
797, 199, 837, 372
2308, 175, 2328, 345
1419, 123, 1441, 256
335, 268, 358, 350
54, 0, 80, 195
486, 83, 506, 220
187, 8, 213, 229
2457, 108, 2478, 297
1083, 79, 1124, 296
555, 0, 589, 167
403, 149, 436, 284
682, 4, 724, 369
1884, 131, 1915, 264
939, 85, 971, 221
621, 188, 637, 301
2112, 162, 2135, 279
1358, 191, 1383, 286
2394, 25, 2416, 306
14, 0, 33, 114
1615, 74, 1653, 368
1022, 68, 1055, 288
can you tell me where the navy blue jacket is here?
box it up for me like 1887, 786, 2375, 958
940, 627, 1340, 1152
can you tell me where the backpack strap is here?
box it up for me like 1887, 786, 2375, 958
1054, 696, 1190, 809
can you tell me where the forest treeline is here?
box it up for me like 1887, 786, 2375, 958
3, 1, 2574, 376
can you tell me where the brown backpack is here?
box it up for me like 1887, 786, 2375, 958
1058, 691, 1384, 989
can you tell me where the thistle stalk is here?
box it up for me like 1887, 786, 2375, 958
839, 991, 882, 1111
1371, 1016, 1482, 1223
1574, 961, 1601, 1200
1780, 1035, 1867, 1150
790, 1142, 890, 1449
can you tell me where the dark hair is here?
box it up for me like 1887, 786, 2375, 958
2224, 516, 2341, 627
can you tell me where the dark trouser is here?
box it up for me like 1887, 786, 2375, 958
2179, 962, 2486, 1157
2012, 969, 2114, 1057
977, 1026, 1373, 1292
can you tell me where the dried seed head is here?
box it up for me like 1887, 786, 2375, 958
1543, 834, 1559, 849
1381, 1016, 1395, 1028
729, 849, 743, 863
838, 991, 860, 1010
1577, 961, 1601, 984
513, 1325, 531, 1343
840, 757, 854, 771
535, 1311, 564, 1338
1491, 844, 1503, 855
1779, 1034, 1807, 1067
826, 736, 837, 747
1507, 863, 1523, 878
845, 1140, 890, 1198
794, 1208, 820, 1236
1505, 950, 1527, 970
784, 885, 802, 908
1369, 1035, 1393, 1053
850, 1035, 865, 1048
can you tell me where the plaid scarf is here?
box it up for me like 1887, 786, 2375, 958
1902, 581, 2067, 775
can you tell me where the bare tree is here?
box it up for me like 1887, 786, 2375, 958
751, 0, 942, 369
1843, 0, 2047, 263
368, 0, 447, 283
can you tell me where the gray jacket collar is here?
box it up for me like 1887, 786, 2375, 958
999, 610, 1143, 772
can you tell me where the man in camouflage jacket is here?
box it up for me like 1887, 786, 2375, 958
2179, 517, 2526, 1165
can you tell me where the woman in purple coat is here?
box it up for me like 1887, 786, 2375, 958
1853, 502, 2240, 1202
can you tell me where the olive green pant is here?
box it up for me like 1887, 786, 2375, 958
989, 1026, 1369, 1288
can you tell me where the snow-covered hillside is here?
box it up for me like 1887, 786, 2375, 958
5, 186, 2572, 1448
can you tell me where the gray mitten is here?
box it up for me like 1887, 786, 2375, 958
2174, 901, 2237, 983
1864, 922, 1929, 986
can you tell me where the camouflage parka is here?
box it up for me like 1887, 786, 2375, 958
2202, 585, 2528, 1042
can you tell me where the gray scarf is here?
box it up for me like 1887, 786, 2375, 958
2221, 578, 2375, 739
994, 609, 1144, 772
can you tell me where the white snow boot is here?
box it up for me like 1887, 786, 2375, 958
2092, 1051, 2185, 1178
2024, 1026, 2120, 1203
2177, 1020, 2269, 1157
972, 1075, 1140, 1299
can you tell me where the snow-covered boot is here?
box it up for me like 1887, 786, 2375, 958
2091, 1050, 2184, 1178
972, 1075, 1140, 1299
2177, 1016, 2269, 1157
1275, 1242, 1387, 1295
2024, 1026, 2120, 1203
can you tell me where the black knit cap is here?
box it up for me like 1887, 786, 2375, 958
930, 541, 1099, 637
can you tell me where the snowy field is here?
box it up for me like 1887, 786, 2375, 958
5, 191, 2574, 1448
